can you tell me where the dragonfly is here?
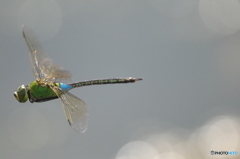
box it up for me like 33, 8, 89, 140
13, 25, 142, 133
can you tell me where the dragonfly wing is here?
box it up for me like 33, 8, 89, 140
22, 25, 72, 83
59, 92, 89, 133
50, 85, 88, 133
50, 86, 88, 133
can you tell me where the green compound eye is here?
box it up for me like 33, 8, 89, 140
14, 85, 28, 103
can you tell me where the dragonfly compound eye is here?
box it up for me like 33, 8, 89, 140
14, 85, 28, 103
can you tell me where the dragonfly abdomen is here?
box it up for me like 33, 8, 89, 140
60, 83, 73, 91
69, 77, 142, 88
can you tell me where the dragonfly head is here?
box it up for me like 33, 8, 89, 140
14, 85, 29, 103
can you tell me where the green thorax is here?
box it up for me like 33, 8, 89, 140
28, 80, 60, 103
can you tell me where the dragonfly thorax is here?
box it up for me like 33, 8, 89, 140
14, 85, 29, 103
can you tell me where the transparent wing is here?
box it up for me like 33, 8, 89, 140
60, 92, 89, 133
50, 85, 89, 133
22, 25, 72, 83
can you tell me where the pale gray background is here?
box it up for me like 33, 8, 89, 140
1, 0, 240, 159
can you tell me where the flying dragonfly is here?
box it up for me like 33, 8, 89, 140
13, 25, 142, 133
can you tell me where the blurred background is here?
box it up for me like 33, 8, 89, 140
1, 0, 240, 158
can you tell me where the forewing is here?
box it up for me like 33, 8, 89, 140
22, 25, 72, 82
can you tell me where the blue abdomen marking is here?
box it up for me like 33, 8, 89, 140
60, 83, 73, 91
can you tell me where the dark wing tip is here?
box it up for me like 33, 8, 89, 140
22, 25, 28, 38
68, 119, 71, 126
